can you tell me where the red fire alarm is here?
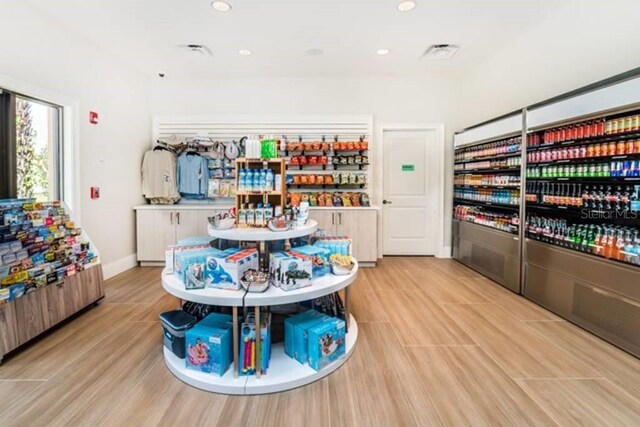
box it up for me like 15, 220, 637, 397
89, 111, 99, 124
90, 187, 100, 199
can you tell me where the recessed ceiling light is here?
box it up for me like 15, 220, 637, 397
397, 1, 416, 12
211, 1, 231, 12
305, 48, 324, 56
376, 49, 390, 56
238, 49, 252, 56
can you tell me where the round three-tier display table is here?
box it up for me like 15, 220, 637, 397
161, 220, 359, 395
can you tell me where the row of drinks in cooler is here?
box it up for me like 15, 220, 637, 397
525, 215, 640, 266
527, 160, 640, 178
453, 205, 519, 234
454, 137, 521, 162
527, 139, 640, 163
525, 182, 640, 211
453, 174, 520, 187
453, 188, 520, 206
456, 156, 521, 171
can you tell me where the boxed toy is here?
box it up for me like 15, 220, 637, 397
185, 318, 233, 376
313, 236, 352, 257
205, 248, 258, 291
307, 316, 346, 371
290, 245, 330, 278
279, 254, 312, 291
269, 251, 291, 287
166, 236, 215, 274
174, 247, 221, 289
284, 310, 330, 364
239, 311, 271, 375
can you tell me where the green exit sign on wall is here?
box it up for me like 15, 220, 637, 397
402, 164, 415, 172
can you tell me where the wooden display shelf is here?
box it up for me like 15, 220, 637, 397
235, 158, 286, 228
0, 265, 104, 362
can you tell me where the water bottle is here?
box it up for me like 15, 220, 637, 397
266, 168, 274, 191
247, 169, 254, 192
239, 169, 246, 192
260, 169, 267, 192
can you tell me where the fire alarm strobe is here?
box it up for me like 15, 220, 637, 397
89, 111, 99, 124
90, 187, 100, 199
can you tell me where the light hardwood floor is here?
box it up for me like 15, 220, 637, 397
1, 257, 640, 426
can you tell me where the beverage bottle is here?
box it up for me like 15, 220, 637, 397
266, 168, 274, 191
246, 169, 254, 192
260, 169, 267, 191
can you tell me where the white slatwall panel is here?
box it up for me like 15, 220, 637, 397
153, 115, 373, 144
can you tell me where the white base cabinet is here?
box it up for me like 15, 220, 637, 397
309, 209, 378, 265
135, 206, 228, 264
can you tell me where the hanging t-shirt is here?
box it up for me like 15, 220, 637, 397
177, 153, 210, 199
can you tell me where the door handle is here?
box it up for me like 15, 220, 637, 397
177, 212, 181, 225
338, 212, 342, 225
170, 212, 173, 224
332, 212, 335, 225
383, 200, 392, 205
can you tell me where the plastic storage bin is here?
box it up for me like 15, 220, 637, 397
160, 310, 197, 359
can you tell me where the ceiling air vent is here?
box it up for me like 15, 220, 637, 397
178, 44, 213, 58
423, 44, 460, 59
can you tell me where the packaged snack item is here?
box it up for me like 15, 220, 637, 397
309, 194, 318, 206
318, 193, 327, 207
324, 175, 334, 185
301, 194, 310, 205
291, 193, 302, 207
341, 173, 350, 185
333, 194, 343, 206
360, 193, 370, 207
316, 175, 325, 185
308, 175, 316, 185
290, 156, 300, 165
349, 173, 358, 185
350, 193, 361, 206
293, 175, 301, 185
341, 195, 352, 207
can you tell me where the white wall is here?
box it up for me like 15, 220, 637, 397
0, 1, 152, 277
151, 76, 460, 256
460, 0, 640, 128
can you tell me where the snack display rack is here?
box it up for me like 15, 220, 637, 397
161, 222, 359, 395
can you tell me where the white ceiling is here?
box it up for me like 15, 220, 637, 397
27, 0, 567, 79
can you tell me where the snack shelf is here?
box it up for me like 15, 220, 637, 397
289, 164, 369, 171
207, 220, 318, 242
163, 314, 357, 395
287, 184, 366, 189
162, 260, 357, 307
282, 149, 368, 156
453, 198, 520, 210
454, 166, 521, 174
454, 151, 521, 164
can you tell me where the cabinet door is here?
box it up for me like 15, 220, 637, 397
62, 266, 104, 317
175, 209, 213, 241
308, 210, 336, 234
136, 209, 176, 261
337, 210, 378, 263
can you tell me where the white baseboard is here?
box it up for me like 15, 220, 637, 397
436, 246, 452, 259
102, 253, 138, 280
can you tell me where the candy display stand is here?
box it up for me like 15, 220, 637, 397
161, 221, 359, 395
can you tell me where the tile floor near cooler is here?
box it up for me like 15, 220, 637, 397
1, 258, 640, 426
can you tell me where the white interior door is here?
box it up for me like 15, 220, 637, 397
383, 129, 439, 255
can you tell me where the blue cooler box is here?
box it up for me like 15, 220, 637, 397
160, 310, 197, 359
